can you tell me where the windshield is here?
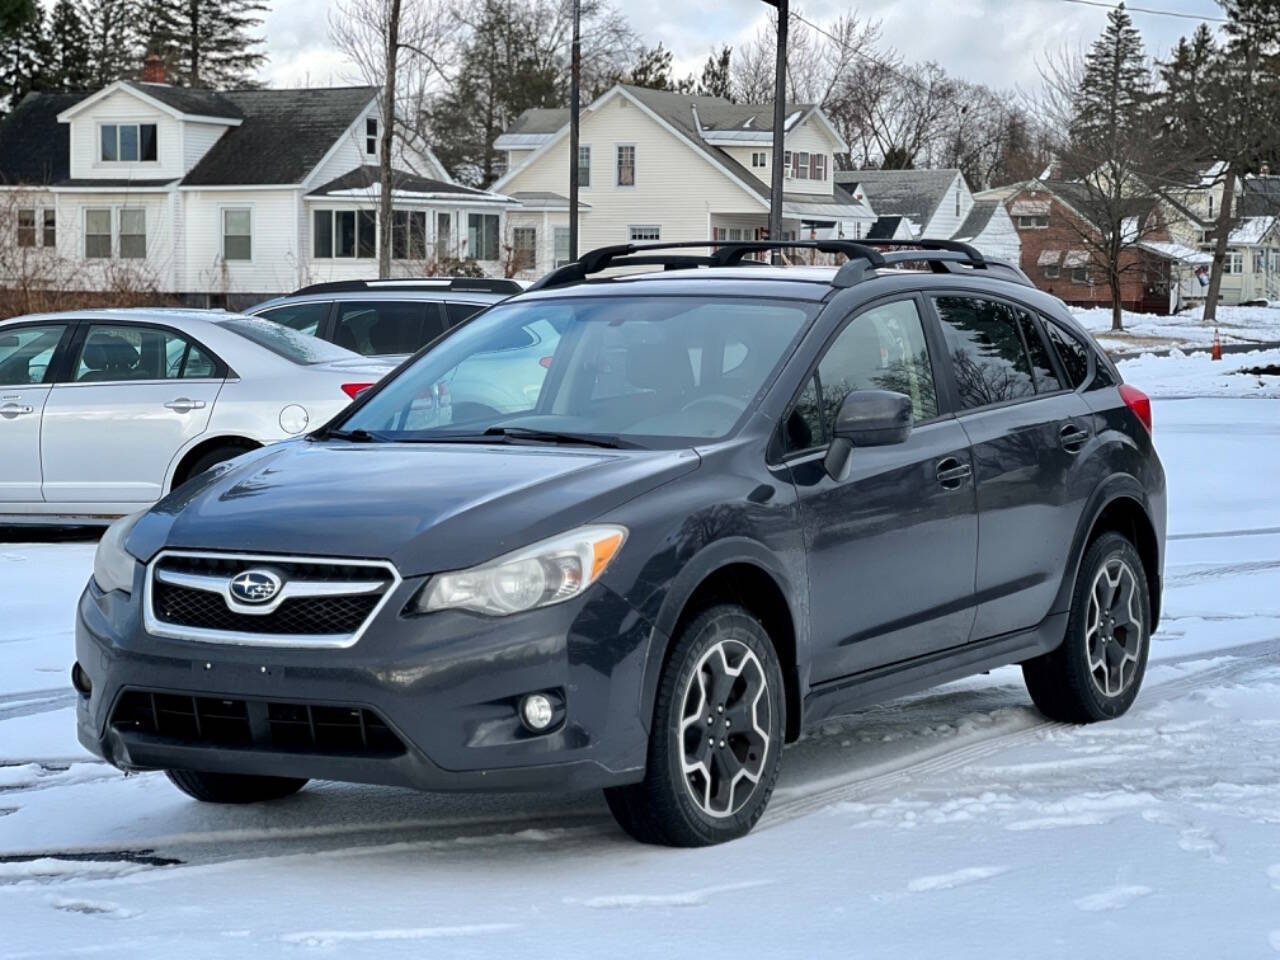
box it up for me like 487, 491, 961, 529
218, 316, 356, 365
338, 295, 815, 446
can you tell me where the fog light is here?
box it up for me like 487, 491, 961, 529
520, 693, 555, 732
71, 662, 92, 697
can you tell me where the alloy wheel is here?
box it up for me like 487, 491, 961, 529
678, 638, 772, 819
1085, 557, 1144, 698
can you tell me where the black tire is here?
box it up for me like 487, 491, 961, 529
1023, 531, 1151, 723
165, 769, 308, 804
604, 604, 785, 847
178, 445, 249, 488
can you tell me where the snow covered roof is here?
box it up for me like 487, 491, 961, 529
1010, 199, 1050, 217
1037, 249, 1061, 266
1228, 216, 1278, 246
1063, 250, 1090, 268
1138, 241, 1212, 265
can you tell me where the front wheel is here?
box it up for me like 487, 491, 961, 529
604, 604, 784, 846
1023, 531, 1151, 723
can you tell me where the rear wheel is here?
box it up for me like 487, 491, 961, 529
604, 604, 784, 846
1023, 532, 1150, 723
174, 444, 252, 490
165, 769, 308, 804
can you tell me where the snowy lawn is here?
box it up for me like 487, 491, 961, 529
1, 394, 1277, 958
1073, 303, 1280, 354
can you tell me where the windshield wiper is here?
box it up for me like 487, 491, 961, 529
481, 426, 636, 449
316, 426, 383, 443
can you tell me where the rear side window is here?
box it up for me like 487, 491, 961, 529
256, 301, 331, 337
332, 301, 447, 355
1017, 312, 1063, 393
75, 324, 216, 382
0, 324, 67, 385
1042, 319, 1091, 389
933, 296, 1036, 409
445, 301, 486, 328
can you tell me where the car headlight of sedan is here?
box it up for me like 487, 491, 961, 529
411, 524, 627, 617
93, 510, 145, 595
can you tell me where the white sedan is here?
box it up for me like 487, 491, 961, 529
0, 309, 397, 525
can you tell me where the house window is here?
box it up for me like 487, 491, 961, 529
222, 208, 251, 261
391, 210, 427, 260
119, 209, 146, 259
313, 209, 376, 259
1071, 267, 1089, 283
365, 118, 377, 155
1018, 215, 1049, 229
578, 145, 591, 187
810, 154, 826, 181
42, 209, 55, 247
1208, 194, 1214, 218
955, 187, 961, 217
1043, 264, 1061, 279
85, 209, 111, 258
794, 151, 809, 180
1225, 251, 1243, 274
752, 152, 767, 168
553, 226, 571, 268
629, 224, 660, 241
16, 209, 35, 247
467, 213, 499, 260
616, 144, 635, 186
783, 151, 792, 178
512, 226, 536, 271
100, 123, 157, 163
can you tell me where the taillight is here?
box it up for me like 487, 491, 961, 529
1118, 384, 1151, 433
341, 382, 373, 400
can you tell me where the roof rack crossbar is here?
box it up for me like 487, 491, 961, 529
289, 277, 523, 297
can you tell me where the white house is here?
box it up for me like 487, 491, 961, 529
0, 62, 517, 307
834, 168, 1021, 264
492, 84, 877, 275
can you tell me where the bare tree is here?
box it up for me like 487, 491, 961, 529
730, 9, 880, 108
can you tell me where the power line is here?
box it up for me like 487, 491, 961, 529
1054, 0, 1233, 25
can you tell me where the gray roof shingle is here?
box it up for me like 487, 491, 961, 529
503, 108, 570, 136
835, 168, 960, 223
124, 81, 242, 119
952, 199, 998, 240
0, 91, 86, 184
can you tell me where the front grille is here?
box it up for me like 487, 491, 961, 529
153, 583, 379, 635
146, 551, 398, 644
111, 690, 405, 757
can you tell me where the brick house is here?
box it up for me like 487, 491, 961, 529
980, 179, 1205, 315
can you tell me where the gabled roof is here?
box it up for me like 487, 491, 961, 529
308, 165, 502, 200
56, 79, 243, 123
0, 91, 84, 184
867, 215, 906, 240
182, 87, 379, 186
952, 199, 999, 241
493, 108, 570, 150
834, 169, 961, 225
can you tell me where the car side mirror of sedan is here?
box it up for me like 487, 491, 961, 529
824, 389, 914, 481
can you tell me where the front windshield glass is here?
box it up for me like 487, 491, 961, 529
218, 317, 356, 364
339, 295, 816, 446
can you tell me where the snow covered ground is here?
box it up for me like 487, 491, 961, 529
1072, 303, 1280, 354
1118, 346, 1280, 400
1, 394, 1277, 958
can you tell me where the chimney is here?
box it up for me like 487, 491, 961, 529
1262, 162, 1272, 177
142, 54, 167, 85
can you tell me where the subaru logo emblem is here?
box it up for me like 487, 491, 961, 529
229, 569, 282, 605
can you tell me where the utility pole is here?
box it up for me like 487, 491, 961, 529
765, 0, 788, 264
569, 0, 581, 260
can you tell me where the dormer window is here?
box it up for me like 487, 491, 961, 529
100, 123, 157, 163
366, 118, 378, 155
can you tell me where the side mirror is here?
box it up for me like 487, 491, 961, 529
824, 389, 913, 481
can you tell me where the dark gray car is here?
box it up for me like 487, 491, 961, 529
74, 239, 1165, 847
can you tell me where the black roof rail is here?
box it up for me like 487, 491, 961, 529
526, 240, 888, 291
289, 277, 523, 297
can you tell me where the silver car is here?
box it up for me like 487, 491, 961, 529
0, 309, 396, 525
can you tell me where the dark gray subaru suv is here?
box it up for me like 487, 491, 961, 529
74, 240, 1165, 846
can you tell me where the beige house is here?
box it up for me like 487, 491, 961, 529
492, 84, 876, 276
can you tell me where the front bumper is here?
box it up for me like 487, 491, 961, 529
75, 573, 659, 793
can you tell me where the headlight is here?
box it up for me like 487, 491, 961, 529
411, 524, 627, 617
93, 511, 145, 594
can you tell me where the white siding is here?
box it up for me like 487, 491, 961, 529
59, 191, 175, 289
66, 90, 184, 182
968, 204, 1021, 264
304, 100, 380, 190
499, 93, 767, 254
181, 189, 301, 294
182, 121, 229, 172
922, 173, 974, 239
779, 120, 836, 197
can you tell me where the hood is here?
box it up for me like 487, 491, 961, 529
132, 440, 699, 576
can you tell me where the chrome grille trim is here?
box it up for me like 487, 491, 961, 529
144, 550, 402, 649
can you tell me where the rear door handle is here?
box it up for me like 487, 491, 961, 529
1060, 423, 1091, 452
164, 398, 206, 413
936, 456, 972, 489
0, 402, 34, 418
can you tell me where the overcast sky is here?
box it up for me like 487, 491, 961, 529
261, 0, 1230, 94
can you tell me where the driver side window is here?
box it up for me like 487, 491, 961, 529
786, 299, 939, 453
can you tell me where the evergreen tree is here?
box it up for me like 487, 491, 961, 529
0, 0, 36, 37
79, 0, 138, 87
1071, 3, 1150, 145
48, 0, 94, 90
0, 3, 49, 115
168, 0, 268, 87
697, 45, 732, 100
137, 0, 183, 79
1156, 22, 1217, 167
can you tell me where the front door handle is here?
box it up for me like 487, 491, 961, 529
1059, 423, 1091, 452
936, 456, 972, 489
0, 402, 34, 418
164, 398, 206, 413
